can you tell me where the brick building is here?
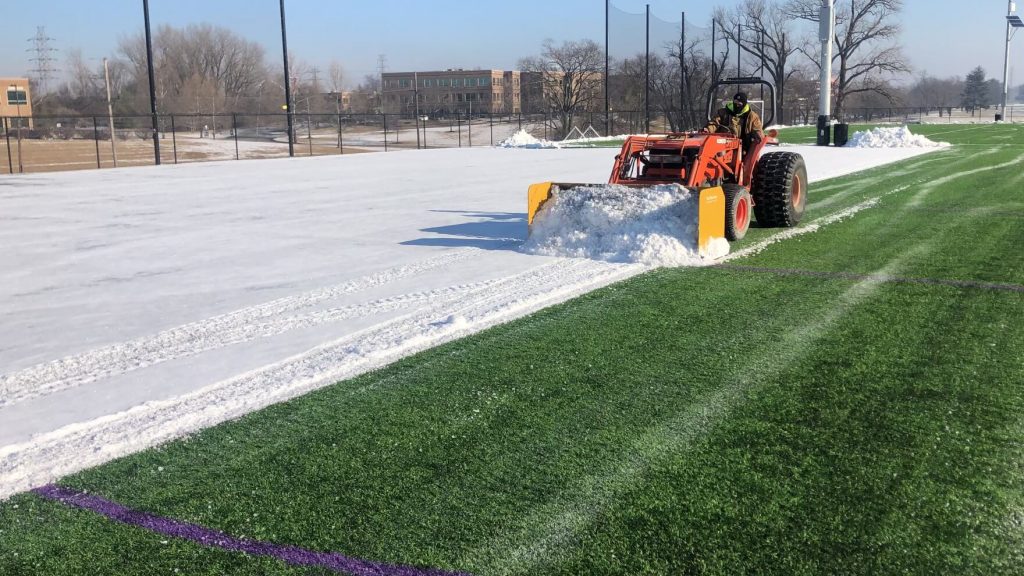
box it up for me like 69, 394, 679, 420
381, 69, 521, 115
1, 78, 33, 126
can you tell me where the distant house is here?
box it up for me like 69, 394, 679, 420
340, 90, 378, 114
1, 78, 33, 128
381, 69, 522, 115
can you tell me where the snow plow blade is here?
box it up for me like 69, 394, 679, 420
526, 182, 726, 258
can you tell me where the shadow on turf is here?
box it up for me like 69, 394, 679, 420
401, 210, 526, 250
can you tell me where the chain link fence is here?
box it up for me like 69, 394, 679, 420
3, 107, 1021, 174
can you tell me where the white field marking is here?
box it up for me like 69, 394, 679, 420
801, 149, 958, 210
923, 124, 996, 137
726, 197, 884, 261
470, 246, 930, 575
0, 249, 479, 407
0, 279, 506, 408
906, 152, 1024, 208
0, 258, 644, 500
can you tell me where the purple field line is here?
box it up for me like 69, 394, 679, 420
33, 484, 472, 576
716, 264, 1024, 293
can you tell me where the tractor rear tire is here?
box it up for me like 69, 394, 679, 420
723, 183, 752, 241
752, 151, 808, 228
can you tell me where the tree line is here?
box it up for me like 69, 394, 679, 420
30, 0, 1023, 138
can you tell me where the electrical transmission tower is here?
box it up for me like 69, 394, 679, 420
27, 26, 59, 96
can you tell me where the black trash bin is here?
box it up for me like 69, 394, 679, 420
833, 123, 850, 147
995, 113, 1003, 122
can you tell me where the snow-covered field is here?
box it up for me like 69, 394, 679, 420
0, 137, 943, 498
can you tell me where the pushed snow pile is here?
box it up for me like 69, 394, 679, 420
845, 126, 950, 148
497, 129, 561, 149
521, 184, 728, 266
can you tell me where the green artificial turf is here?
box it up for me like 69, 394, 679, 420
2, 124, 1023, 575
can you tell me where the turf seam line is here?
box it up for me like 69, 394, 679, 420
32, 484, 471, 576
716, 264, 1024, 293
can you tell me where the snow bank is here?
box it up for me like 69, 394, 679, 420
497, 129, 561, 148
845, 126, 950, 148
522, 184, 726, 266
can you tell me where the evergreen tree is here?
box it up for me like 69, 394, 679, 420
960, 66, 987, 112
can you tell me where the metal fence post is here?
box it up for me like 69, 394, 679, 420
489, 113, 493, 146
233, 114, 239, 160
3, 118, 12, 174
383, 114, 388, 152
171, 115, 178, 164
337, 112, 343, 154
306, 111, 313, 156
457, 113, 462, 147
93, 116, 101, 169
518, 112, 522, 130
468, 113, 472, 147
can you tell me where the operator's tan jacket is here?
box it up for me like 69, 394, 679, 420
705, 103, 765, 139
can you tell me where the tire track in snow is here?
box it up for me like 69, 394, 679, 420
0, 280, 502, 408
0, 258, 643, 499
0, 249, 480, 408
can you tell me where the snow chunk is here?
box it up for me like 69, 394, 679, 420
845, 126, 950, 148
497, 129, 561, 149
522, 184, 724, 266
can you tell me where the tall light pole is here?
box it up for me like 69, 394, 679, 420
816, 0, 835, 146
280, 0, 295, 157
142, 0, 161, 164
1002, 1, 1024, 120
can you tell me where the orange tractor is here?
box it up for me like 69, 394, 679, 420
527, 78, 807, 258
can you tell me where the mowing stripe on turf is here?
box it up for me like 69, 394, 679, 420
467, 248, 927, 574
32, 484, 470, 576
716, 264, 1024, 293
906, 151, 1024, 207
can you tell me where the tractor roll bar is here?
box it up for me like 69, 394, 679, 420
706, 76, 776, 128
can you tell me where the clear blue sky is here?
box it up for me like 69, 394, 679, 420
2, 0, 1021, 88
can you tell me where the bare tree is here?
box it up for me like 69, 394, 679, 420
117, 24, 268, 115
906, 74, 963, 116
518, 39, 603, 138
714, 0, 801, 124
785, 0, 909, 120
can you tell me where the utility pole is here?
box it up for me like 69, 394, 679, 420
103, 58, 117, 167
816, 0, 835, 146
414, 71, 421, 149
378, 54, 387, 114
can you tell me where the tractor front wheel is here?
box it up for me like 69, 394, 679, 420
723, 184, 752, 241
751, 151, 808, 227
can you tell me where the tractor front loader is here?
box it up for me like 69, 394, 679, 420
527, 77, 807, 259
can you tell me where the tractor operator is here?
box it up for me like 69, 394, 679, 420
704, 92, 765, 155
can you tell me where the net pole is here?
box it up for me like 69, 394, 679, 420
680, 12, 685, 129
605, 0, 610, 135
645, 4, 650, 133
